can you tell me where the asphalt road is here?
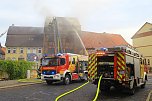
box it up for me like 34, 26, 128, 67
0, 75, 152, 101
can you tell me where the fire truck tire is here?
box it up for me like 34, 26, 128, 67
129, 86, 135, 95
63, 74, 71, 85
141, 81, 146, 88
81, 74, 88, 81
46, 80, 53, 85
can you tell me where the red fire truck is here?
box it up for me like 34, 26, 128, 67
41, 53, 88, 85
88, 46, 148, 95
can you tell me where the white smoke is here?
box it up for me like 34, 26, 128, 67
33, 0, 114, 22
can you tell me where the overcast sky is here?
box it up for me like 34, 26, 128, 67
0, 0, 151, 46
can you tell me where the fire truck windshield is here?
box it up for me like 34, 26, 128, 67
42, 58, 59, 66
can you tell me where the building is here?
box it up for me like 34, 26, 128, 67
44, 17, 128, 55
0, 44, 5, 60
80, 31, 129, 54
132, 22, 152, 69
5, 17, 129, 61
5, 25, 43, 61
5, 26, 128, 60
44, 17, 86, 55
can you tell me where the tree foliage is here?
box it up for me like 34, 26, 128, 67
0, 60, 33, 80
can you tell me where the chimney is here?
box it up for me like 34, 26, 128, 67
103, 32, 106, 34
12, 24, 14, 26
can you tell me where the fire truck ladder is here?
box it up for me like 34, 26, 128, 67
53, 17, 63, 54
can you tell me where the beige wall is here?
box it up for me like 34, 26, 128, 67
5, 47, 43, 61
133, 35, 152, 68
133, 35, 152, 47
5, 47, 26, 60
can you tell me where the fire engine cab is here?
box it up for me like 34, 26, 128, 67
41, 53, 88, 85
88, 46, 148, 95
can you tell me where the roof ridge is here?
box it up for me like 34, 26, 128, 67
9, 26, 43, 28
82, 31, 121, 35
132, 22, 152, 39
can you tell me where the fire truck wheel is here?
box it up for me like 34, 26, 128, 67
141, 81, 146, 88
129, 87, 135, 95
80, 74, 88, 81
85, 74, 88, 81
64, 74, 71, 85
46, 80, 53, 85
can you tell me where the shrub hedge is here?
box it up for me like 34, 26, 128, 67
0, 60, 34, 80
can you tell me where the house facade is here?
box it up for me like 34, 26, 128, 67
5, 25, 43, 61
5, 47, 43, 61
132, 22, 152, 70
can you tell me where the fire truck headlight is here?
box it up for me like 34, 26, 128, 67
43, 71, 46, 74
51, 71, 55, 75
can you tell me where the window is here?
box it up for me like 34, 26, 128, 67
20, 48, 24, 53
27, 48, 30, 53
18, 58, 24, 60
7, 48, 11, 53
38, 48, 42, 53
72, 58, 75, 64
145, 59, 147, 65
13, 48, 16, 53
33, 48, 36, 53
18, 55, 24, 60
42, 58, 59, 67
143, 59, 145, 65
140, 58, 142, 64
60, 58, 65, 65
148, 59, 150, 65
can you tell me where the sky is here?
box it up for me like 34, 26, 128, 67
0, 0, 151, 46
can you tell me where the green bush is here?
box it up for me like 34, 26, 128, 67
0, 60, 34, 80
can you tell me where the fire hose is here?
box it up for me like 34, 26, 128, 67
93, 75, 102, 101
55, 75, 103, 101
55, 81, 89, 101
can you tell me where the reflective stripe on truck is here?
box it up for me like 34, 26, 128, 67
88, 53, 97, 80
116, 52, 126, 82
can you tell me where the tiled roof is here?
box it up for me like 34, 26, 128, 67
7, 26, 43, 35
80, 31, 129, 49
5, 25, 129, 49
5, 26, 44, 47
